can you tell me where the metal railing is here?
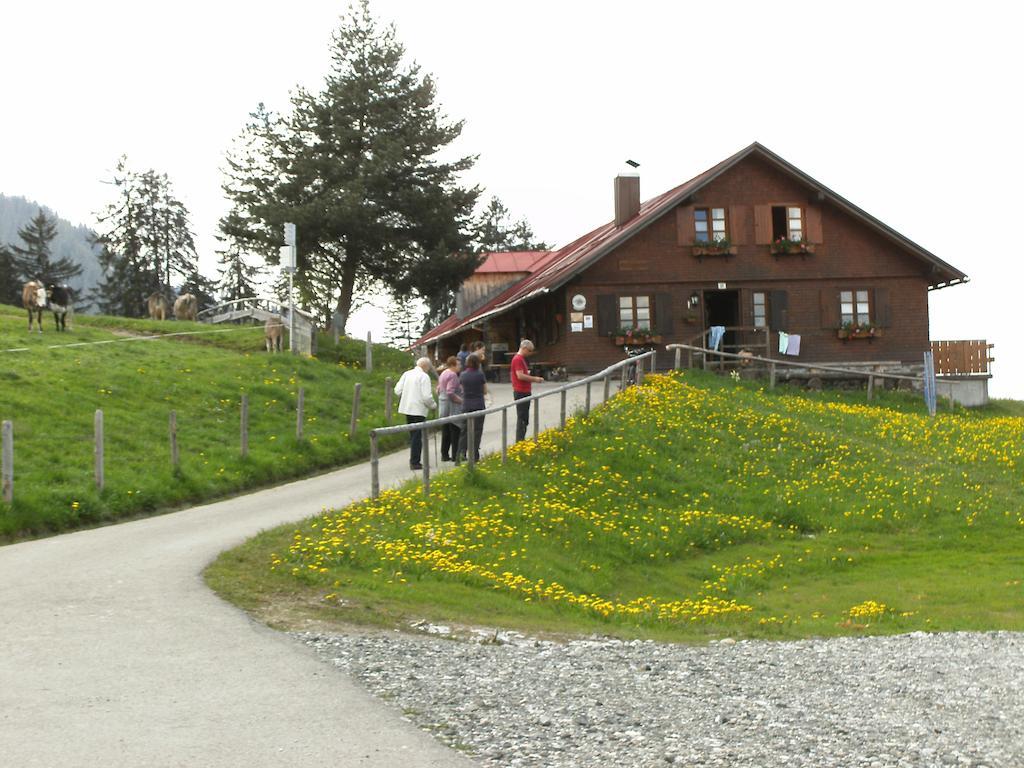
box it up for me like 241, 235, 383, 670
368, 350, 657, 498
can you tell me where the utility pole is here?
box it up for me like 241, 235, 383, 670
282, 223, 297, 355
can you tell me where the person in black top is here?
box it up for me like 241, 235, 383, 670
456, 353, 488, 463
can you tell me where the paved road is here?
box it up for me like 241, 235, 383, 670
0, 382, 606, 767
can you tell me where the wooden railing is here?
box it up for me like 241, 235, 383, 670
681, 326, 772, 369
930, 340, 994, 376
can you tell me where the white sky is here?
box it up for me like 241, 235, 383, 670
2, 1, 1021, 396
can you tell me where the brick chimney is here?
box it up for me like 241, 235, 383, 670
614, 171, 640, 226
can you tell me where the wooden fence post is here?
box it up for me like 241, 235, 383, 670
532, 398, 540, 440
296, 387, 305, 440
365, 331, 373, 373
467, 415, 477, 470
769, 362, 776, 390
603, 374, 610, 403
585, 381, 592, 415
169, 411, 179, 468
421, 426, 430, 497
384, 378, 393, 425
501, 409, 508, 464
94, 409, 104, 491
674, 348, 682, 370
349, 383, 362, 439
559, 389, 567, 428
240, 395, 249, 457
866, 375, 874, 401
2, 420, 12, 504
370, 432, 380, 499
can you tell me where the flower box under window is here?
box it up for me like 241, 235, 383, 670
837, 327, 881, 341
614, 333, 662, 345
770, 240, 816, 256
692, 243, 738, 259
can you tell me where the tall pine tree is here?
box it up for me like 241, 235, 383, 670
92, 158, 199, 316
11, 209, 84, 286
214, 238, 263, 303
221, 0, 479, 333
472, 197, 548, 253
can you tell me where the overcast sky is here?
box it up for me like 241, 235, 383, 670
2, 1, 1021, 395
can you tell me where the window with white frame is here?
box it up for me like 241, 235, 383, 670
840, 290, 870, 325
752, 292, 767, 328
694, 208, 727, 242
619, 295, 651, 329
771, 205, 803, 241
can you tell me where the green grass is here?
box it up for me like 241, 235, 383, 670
0, 303, 413, 539
207, 368, 1024, 643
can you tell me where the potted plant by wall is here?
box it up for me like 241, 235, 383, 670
613, 327, 662, 345
692, 237, 737, 259
838, 321, 879, 340
770, 237, 816, 255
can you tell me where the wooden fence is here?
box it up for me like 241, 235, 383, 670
0, 379, 386, 506
930, 340, 994, 376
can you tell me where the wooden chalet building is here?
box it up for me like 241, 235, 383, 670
415, 143, 985, 392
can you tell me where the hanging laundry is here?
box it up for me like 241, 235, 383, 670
708, 326, 725, 351
785, 334, 801, 356
778, 331, 789, 355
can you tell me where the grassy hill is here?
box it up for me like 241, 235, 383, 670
0, 303, 413, 539
208, 369, 1024, 642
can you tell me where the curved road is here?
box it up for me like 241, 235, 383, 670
0, 382, 605, 767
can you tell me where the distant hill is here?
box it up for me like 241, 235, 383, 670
0, 194, 101, 306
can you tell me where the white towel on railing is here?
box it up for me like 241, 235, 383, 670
785, 334, 801, 356
778, 331, 789, 354
708, 326, 725, 351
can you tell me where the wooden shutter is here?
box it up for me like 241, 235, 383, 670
873, 287, 891, 327
769, 290, 788, 331
729, 206, 748, 245
754, 205, 772, 244
596, 294, 617, 336
655, 293, 673, 336
805, 205, 823, 244
676, 206, 695, 246
819, 289, 840, 328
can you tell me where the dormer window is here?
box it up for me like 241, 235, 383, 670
695, 208, 727, 242
771, 206, 803, 241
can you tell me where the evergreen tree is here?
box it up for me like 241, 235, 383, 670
472, 196, 548, 253
221, 0, 479, 333
92, 157, 198, 316
10, 209, 84, 286
0, 244, 21, 305
384, 292, 421, 348
214, 238, 263, 303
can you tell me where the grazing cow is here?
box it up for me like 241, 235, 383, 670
265, 314, 284, 352
147, 292, 170, 321
22, 281, 46, 333
46, 284, 73, 331
174, 293, 198, 322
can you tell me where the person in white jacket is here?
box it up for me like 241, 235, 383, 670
394, 357, 437, 470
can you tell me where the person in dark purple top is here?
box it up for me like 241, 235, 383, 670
457, 354, 488, 462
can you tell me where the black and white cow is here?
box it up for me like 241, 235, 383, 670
46, 284, 73, 332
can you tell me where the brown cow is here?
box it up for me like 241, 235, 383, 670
147, 292, 170, 321
22, 281, 46, 333
265, 314, 284, 352
174, 293, 198, 322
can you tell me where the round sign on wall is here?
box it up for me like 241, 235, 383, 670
571, 294, 587, 311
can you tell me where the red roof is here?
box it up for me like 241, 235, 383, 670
412, 142, 967, 348
474, 251, 550, 274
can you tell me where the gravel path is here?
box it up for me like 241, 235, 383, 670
305, 627, 1024, 768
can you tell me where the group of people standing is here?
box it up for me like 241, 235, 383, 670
393, 339, 544, 470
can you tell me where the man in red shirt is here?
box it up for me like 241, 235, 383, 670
510, 339, 543, 442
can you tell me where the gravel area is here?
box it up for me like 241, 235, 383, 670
303, 627, 1024, 768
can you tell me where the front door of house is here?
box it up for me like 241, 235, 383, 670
703, 289, 740, 351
